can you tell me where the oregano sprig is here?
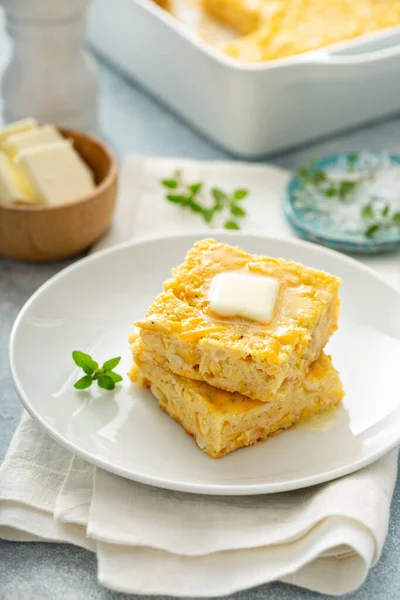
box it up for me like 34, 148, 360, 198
72, 351, 123, 391
161, 170, 249, 230
296, 153, 400, 239
361, 202, 400, 238
297, 158, 359, 201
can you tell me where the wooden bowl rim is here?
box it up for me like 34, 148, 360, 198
0, 127, 118, 213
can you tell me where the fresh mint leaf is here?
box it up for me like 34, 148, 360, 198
224, 220, 240, 230
213, 198, 225, 212
233, 189, 248, 201
161, 172, 250, 228
102, 356, 121, 371
326, 186, 337, 197
161, 179, 178, 189
298, 167, 310, 182
347, 153, 358, 171
73, 351, 123, 392
365, 224, 380, 238
213, 200, 224, 212
107, 371, 123, 383
166, 194, 188, 204
203, 210, 214, 223
339, 180, 357, 197
187, 200, 204, 213
381, 204, 390, 218
81, 358, 98, 373
298, 163, 327, 186
361, 204, 374, 220
98, 374, 115, 390
211, 188, 227, 204
189, 182, 202, 195
72, 350, 92, 368
393, 212, 400, 226
81, 363, 95, 375
74, 375, 93, 390
230, 205, 246, 218
314, 171, 327, 184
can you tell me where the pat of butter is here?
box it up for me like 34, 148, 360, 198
209, 271, 279, 324
0, 118, 37, 146
0, 151, 35, 204
13, 140, 95, 206
3, 124, 63, 158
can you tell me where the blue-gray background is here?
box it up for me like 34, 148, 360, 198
0, 14, 399, 600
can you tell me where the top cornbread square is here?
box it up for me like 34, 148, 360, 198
134, 238, 341, 402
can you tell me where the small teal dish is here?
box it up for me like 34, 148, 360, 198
284, 152, 400, 254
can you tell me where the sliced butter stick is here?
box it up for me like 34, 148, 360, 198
13, 140, 95, 207
0, 118, 38, 147
3, 124, 64, 159
0, 151, 35, 205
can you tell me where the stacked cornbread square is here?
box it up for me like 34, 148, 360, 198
129, 239, 344, 458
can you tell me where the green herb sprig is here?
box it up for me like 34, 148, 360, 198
347, 152, 358, 172
297, 152, 400, 239
72, 351, 123, 390
361, 202, 400, 238
161, 170, 249, 230
297, 159, 358, 201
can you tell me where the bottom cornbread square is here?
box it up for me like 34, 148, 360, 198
130, 353, 344, 458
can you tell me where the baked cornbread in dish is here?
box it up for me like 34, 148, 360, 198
213, 0, 400, 62
160, 0, 400, 63
134, 239, 341, 402
131, 353, 344, 458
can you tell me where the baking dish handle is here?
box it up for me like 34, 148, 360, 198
311, 28, 400, 66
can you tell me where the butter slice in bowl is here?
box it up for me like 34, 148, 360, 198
0, 119, 96, 207
3, 124, 64, 159
14, 140, 95, 207
0, 126, 117, 262
0, 117, 37, 146
0, 151, 35, 205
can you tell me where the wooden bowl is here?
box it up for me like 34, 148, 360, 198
0, 128, 118, 262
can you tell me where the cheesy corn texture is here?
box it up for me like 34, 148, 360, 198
131, 353, 344, 457
134, 238, 341, 402
160, 0, 400, 62
130, 238, 344, 457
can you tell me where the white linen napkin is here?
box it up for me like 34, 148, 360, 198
1, 156, 399, 597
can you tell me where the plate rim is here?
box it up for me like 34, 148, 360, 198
9, 231, 400, 495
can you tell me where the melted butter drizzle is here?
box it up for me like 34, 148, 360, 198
299, 405, 342, 431
199, 261, 313, 333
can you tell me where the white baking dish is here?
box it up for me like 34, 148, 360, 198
87, 0, 400, 157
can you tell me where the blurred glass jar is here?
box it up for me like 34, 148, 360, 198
0, 0, 99, 132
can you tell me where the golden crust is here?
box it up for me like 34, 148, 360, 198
132, 352, 344, 458
203, 0, 262, 35
134, 239, 341, 401
204, 0, 400, 63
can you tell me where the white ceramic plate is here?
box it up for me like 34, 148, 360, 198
10, 233, 400, 495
